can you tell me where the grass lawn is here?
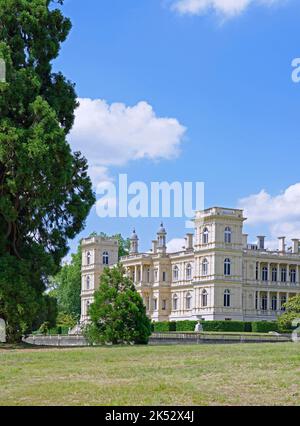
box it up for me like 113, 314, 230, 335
0, 343, 299, 406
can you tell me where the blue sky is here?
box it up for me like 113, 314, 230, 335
53, 0, 300, 254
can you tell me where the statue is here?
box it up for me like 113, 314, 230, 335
0, 318, 6, 343
194, 320, 203, 333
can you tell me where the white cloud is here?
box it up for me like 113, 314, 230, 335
171, 0, 284, 18
238, 183, 300, 243
167, 238, 186, 252
69, 98, 186, 185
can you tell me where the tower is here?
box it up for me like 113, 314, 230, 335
80, 235, 119, 323
129, 229, 139, 254
157, 223, 167, 254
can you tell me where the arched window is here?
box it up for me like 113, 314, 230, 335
262, 266, 268, 282
186, 264, 192, 280
186, 292, 192, 310
224, 289, 231, 307
203, 227, 209, 244
201, 290, 208, 307
261, 293, 268, 311
280, 295, 287, 311
173, 294, 178, 311
224, 227, 232, 244
86, 275, 90, 290
173, 265, 179, 281
224, 258, 231, 276
103, 251, 109, 265
290, 269, 296, 283
272, 267, 277, 282
202, 258, 208, 276
281, 267, 287, 283
86, 251, 91, 265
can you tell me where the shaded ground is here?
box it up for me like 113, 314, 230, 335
0, 343, 299, 406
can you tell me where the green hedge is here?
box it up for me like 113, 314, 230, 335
251, 322, 279, 333
152, 322, 176, 332
152, 320, 280, 333
202, 321, 245, 332
175, 321, 198, 332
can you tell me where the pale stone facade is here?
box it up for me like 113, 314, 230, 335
81, 207, 300, 323
80, 236, 119, 323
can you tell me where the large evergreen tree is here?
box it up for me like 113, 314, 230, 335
0, 0, 95, 342
85, 265, 152, 345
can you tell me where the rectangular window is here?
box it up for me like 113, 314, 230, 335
162, 299, 167, 310
162, 271, 166, 282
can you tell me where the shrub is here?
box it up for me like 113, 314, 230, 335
86, 265, 152, 345
251, 321, 279, 333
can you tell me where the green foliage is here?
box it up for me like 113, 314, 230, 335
56, 312, 77, 329
51, 246, 82, 320
278, 295, 300, 331
0, 0, 95, 341
151, 320, 282, 333
84, 265, 152, 345
152, 321, 176, 332
244, 322, 252, 333
175, 321, 198, 332
38, 322, 50, 336
33, 294, 58, 330
251, 322, 279, 333
202, 321, 245, 333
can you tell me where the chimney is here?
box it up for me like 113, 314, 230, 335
185, 233, 193, 251
292, 239, 299, 254
152, 240, 157, 254
257, 236, 265, 250
242, 234, 248, 248
278, 237, 286, 253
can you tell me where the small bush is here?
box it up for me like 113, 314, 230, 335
251, 321, 279, 333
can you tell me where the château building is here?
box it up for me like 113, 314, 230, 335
81, 207, 300, 323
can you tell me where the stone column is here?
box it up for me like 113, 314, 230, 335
287, 265, 290, 284
277, 292, 280, 311
134, 266, 137, 283
140, 265, 143, 284
267, 263, 271, 283
277, 264, 280, 283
